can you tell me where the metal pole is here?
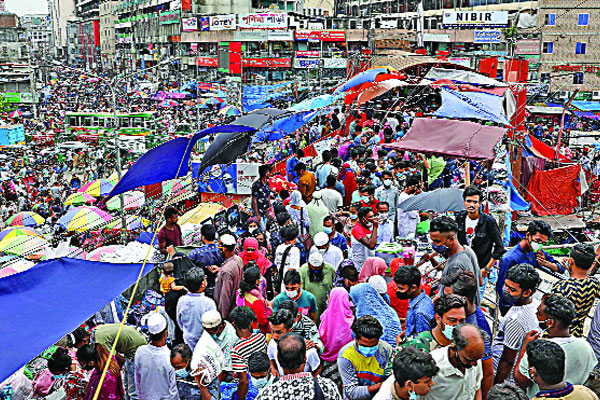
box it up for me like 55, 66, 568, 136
109, 83, 128, 242
555, 89, 579, 161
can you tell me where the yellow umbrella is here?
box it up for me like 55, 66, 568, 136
179, 203, 226, 225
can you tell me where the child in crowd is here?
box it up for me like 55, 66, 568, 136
159, 262, 186, 295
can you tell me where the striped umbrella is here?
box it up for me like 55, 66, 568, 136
65, 192, 97, 206
0, 235, 49, 257
162, 179, 187, 197
79, 179, 115, 197
6, 212, 45, 227
105, 216, 150, 231
57, 206, 113, 232
107, 169, 128, 185
106, 190, 145, 211
0, 227, 41, 242
87, 245, 123, 261
218, 105, 241, 116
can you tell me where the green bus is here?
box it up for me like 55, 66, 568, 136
64, 111, 161, 136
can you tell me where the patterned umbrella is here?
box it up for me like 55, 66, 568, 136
9, 110, 22, 118
65, 192, 97, 206
218, 105, 241, 116
107, 169, 128, 185
0, 235, 49, 257
162, 179, 187, 197
106, 191, 145, 211
0, 227, 41, 242
57, 206, 113, 232
87, 245, 123, 262
105, 216, 150, 231
79, 179, 115, 197
6, 212, 45, 227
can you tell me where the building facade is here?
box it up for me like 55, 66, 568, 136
538, 0, 600, 97
99, 0, 119, 70
49, 0, 77, 57
21, 14, 52, 60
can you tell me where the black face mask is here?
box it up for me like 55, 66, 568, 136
396, 289, 410, 299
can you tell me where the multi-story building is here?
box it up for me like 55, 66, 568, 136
21, 14, 52, 60
99, 0, 119, 70
74, 0, 100, 69
538, 0, 600, 97
49, 0, 77, 58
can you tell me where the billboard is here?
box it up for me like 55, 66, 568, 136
196, 163, 259, 195
474, 30, 502, 43
182, 17, 197, 31
443, 11, 508, 27
201, 14, 236, 31
293, 59, 320, 68
238, 13, 287, 29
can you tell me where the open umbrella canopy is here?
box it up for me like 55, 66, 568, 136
0, 235, 50, 258
107, 169, 128, 184
86, 245, 124, 261
9, 110, 22, 118
399, 188, 466, 212
219, 105, 241, 116
57, 206, 113, 232
356, 79, 407, 105
105, 215, 150, 231
162, 179, 188, 197
158, 99, 179, 108
65, 192, 97, 206
0, 226, 41, 242
6, 212, 45, 227
179, 203, 226, 225
106, 190, 145, 211
333, 67, 398, 94
79, 179, 115, 197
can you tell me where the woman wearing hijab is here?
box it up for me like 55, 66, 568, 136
349, 282, 402, 347
285, 190, 310, 234
318, 287, 354, 391
235, 217, 262, 252
358, 257, 387, 283
338, 163, 357, 206
236, 264, 271, 333
76, 343, 124, 400
239, 237, 273, 275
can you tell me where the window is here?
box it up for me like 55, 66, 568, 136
573, 72, 584, 84
543, 42, 554, 54
576, 42, 587, 54
545, 13, 556, 25
578, 13, 589, 26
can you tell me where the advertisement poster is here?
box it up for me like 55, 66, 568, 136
210, 14, 236, 30
196, 163, 259, 194
182, 17, 198, 31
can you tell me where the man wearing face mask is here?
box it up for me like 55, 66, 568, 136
375, 171, 399, 223
187, 224, 223, 299
401, 294, 467, 354
311, 231, 344, 271
421, 324, 484, 400
359, 186, 379, 214
513, 294, 597, 398
338, 316, 394, 400
248, 352, 275, 395
396, 176, 421, 239
524, 340, 598, 400
213, 234, 244, 321
373, 346, 438, 400
496, 220, 563, 315
493, 263, 541, 385
322, 216, 348, 258
202, 310, 239, 377
351, 207, 379, 271
394, 266, 434, 339
429, 216, 481, 307
376, 202, 394, 245
170, 344, 204, 400
299, 252, 335, 321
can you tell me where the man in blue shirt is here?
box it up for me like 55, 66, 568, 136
286, 148, 304, 184
394, 265, 434, 339
322, 215, 348, 258
187, 224, 223, 298
496, 220, 564, 315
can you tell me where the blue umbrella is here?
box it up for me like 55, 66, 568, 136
399, 188, 466, 212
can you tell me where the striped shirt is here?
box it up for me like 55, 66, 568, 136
552, 277, 600, 337
231, 333, 268, 373
492, 299, 540, 383
337, 341, 393, 400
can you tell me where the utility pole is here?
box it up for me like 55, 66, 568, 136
555, 89, 579, 161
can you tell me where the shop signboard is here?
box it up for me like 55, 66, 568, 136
443, 11, 508, 27
293, 59, 320, 68
238, 13, 287, 29
474, 30, 502, 43
182, 17, 197, 31
200, 14, 236, 31
242, 58, 292, 68
295, 50, 320, 58
323, 58, 347, 68
159, 10, 180, 25
515, 39, 540, 55
295, 30, 345, 41
196, 57, 218, 67
268, 31, 293, 41
234, 31, 268, 41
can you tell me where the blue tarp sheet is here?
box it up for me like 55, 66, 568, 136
334, 68, 388, 94
242, 82, 294, 112
0, 258, 154, 383
289, 94, 339, 111
574, 110, 600, 121
253, 110, 320, 143
434, 89, 509, 125
572, 100, 600, 112
108, 125, 254, 198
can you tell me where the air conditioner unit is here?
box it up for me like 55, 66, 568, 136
592, 91, 600, 100
558, 91, 569, 100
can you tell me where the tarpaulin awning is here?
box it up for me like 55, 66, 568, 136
253, 110, 321, 143
525, 135, 571, 162
574, 110, 600, 121
356, 79, 407, 105
289, 94, 339, 111
572, 100, 600, 112
108, 125, 254, 198
0, 258, 154, 383
526, 106, 569, 115
384, 118, 506, 161
526, 164, 580, 216
399, 188, 466, 212
433, 88, 509, 125
333, 68, 390, 94
425, 68, 509, 87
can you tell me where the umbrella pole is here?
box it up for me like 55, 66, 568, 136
464, 161, 470, 187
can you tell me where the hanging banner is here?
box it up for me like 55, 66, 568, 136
204, 14, 236, 31
515, 39, 540, 55
159, 10, 180, 25
242, 58, 291, 68
182, 17, 197, 31
474, 30, 501, 43
196, 163, 259, 194
238, 13, 287, 29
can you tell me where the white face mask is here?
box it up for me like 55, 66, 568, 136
383, 179, 392, 187
286, 290, 298, 298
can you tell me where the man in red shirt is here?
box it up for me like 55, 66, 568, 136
158, 207, 182, 256
350, 207, 379, 271
359, 185, 379, 214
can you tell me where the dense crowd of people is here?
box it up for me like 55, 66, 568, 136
4, 70, 600, 400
